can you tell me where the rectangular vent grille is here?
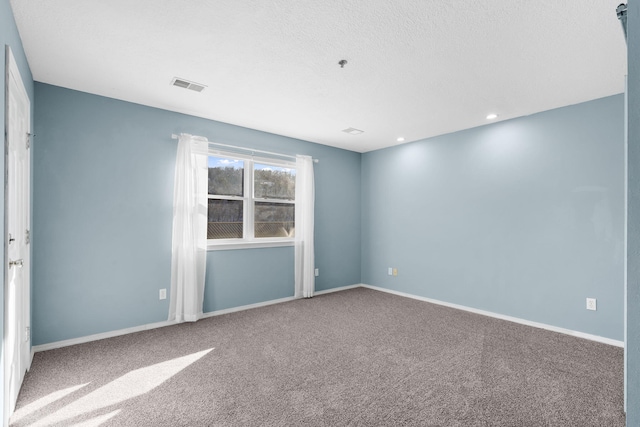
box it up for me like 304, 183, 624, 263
342, 127, 364, 135
171, 77, 207, 92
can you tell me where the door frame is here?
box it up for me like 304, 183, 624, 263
3, 45, 32, 426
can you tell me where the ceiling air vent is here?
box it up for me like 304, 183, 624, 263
342, 127, 364, 135
171, 77, 207, 92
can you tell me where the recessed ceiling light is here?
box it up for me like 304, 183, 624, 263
397, 137, 405, 142
486, 113, 498, 120
342, 127, 364, 135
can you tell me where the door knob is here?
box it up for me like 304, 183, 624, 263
9, 259, 23, 268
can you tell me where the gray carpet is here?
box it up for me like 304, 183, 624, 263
12, 288, 625, 426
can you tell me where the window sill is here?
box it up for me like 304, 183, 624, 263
207, 239, 295, 251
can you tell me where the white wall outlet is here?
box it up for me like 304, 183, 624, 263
314, 268, 319, 277
586, 298, 597, 311
388, 267, 393, 276
159, 289, 167, 300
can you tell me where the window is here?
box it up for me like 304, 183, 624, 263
207, 152, 296, 249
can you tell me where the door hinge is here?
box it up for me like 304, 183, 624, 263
26, 132, 35, 150
25, 229, 30, 245
25, 326, 30, 342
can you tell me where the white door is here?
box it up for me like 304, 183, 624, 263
4, 47, 31, 420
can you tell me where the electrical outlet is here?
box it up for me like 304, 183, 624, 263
159, 289, 167, 300
586, 298, 597, 311
388, 267, 393, 276
393, 268, 398, 276
314, 268, 319, 277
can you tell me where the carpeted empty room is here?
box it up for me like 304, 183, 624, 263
11, 288, 624, 426
4, 0, 637, 425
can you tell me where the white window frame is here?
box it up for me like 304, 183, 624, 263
207, 150, 296, 251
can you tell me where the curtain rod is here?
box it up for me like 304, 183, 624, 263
171, 134, 318, 163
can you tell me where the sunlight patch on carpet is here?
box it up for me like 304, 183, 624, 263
27, 349, 213, 426
11, 383, 89, 423
69, 409, 121, 427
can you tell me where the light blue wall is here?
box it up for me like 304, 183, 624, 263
626, 1, 640, 425
33, 88, 628, 346
205, 247, 294, 312
33, 83, 361, 345
362, 95, 625, 341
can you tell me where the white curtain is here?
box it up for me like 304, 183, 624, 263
169, 134, 208, 322
294, 155, 315, 298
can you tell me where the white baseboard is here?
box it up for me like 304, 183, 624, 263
32, 285, 360, 353
33, 296, 298, 353
361, 284, 624, 348
200, 295, 297, 319
314, 284, 362, 296
32, 319, 180, 353
33, 282, 622, 353
199, 284, 363, 318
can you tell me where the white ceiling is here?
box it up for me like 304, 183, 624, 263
10, 0, 627, 153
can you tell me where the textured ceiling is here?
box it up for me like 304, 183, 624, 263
10, 0, 627, 153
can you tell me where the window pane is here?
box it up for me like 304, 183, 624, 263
254, 202, 295, 238
208, 199, 243, 239
209, 157, 244, 196
254, 164, 295, 200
